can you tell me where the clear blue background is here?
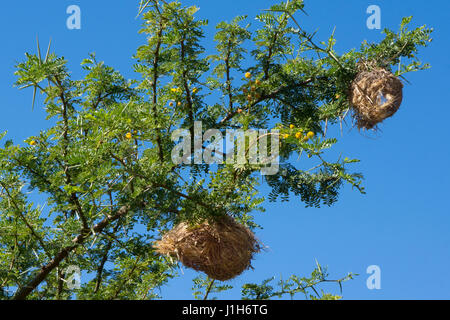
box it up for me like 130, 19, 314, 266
0, 0, 449, 300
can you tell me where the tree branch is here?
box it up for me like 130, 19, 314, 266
12, 205, 131, 300
217, 77, 323, 127
152, 18, 165, 162
0, 181, 51, 260
53, 75, 89, 231
94, 221, 121, 293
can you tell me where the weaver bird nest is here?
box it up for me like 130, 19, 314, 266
350, 67, 404, 130
154, 215, 261, 281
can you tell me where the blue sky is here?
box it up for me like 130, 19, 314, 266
0, 0, 449, 299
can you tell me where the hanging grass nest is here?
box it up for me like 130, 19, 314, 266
154, 215, 261, 281
350, 66, 404, 130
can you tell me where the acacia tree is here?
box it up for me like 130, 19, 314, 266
0, 0, 431, 300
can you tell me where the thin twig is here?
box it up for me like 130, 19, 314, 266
203, 279, 215, 300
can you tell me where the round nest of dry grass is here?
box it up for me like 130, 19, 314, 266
154, 215, 261, 281
350, 67, 404, 130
